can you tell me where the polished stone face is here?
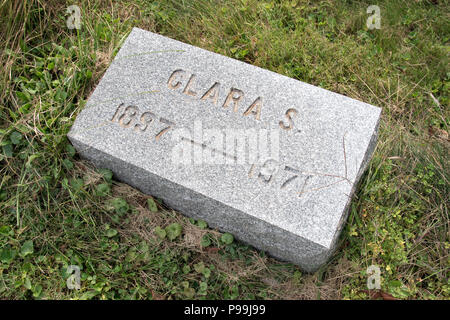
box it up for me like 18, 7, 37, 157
68, 27, 381, 272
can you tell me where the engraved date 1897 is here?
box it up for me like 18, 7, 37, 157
110, 103, 176, 141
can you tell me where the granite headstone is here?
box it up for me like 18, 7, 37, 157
68, 27, 381, 272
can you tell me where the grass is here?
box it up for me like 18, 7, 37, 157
0, 0, 448, 300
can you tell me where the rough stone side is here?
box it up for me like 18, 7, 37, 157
69, 136, 332, 272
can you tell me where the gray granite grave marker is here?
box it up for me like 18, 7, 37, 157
68, 27, 381, 272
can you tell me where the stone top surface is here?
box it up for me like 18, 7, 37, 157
69, 27, 381, 249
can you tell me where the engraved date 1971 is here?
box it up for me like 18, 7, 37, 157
110, 103, 176, 141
